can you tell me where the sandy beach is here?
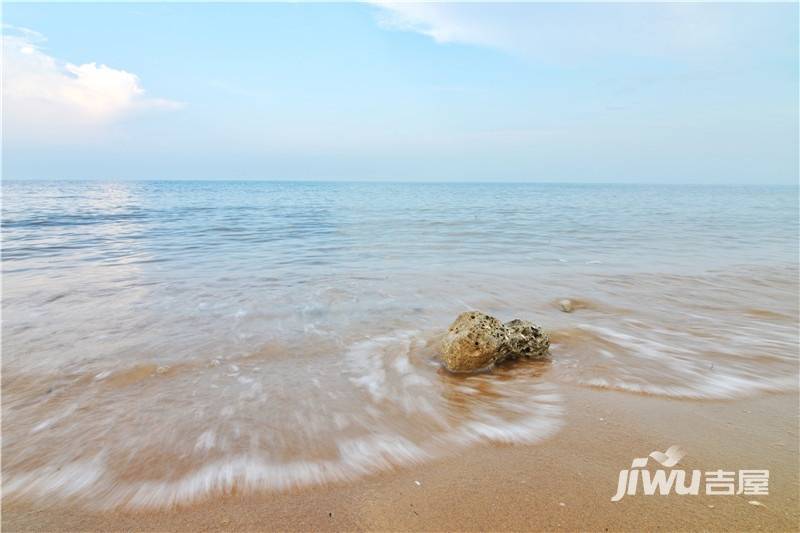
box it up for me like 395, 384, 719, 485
3, 2, 799, 531
5, 386, 797, 532
3, 183, 798, 532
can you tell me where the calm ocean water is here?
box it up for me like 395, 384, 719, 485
2, 180, 798, 508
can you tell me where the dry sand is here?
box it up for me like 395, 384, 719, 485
4, 385, 798, 532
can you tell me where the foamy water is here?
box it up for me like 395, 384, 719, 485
2, 181, 798, 508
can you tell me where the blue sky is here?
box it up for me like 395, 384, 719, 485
2, 2, 798, 183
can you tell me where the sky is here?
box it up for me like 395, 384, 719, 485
2, 2, 798, 183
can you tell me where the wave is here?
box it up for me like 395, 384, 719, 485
2, 330, 563, 510
549, 321, 798, 399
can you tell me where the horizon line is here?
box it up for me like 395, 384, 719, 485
2, 178, 798, 187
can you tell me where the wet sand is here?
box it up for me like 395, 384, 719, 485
4, 385, 797, 532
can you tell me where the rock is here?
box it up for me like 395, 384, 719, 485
439, 311, 550, 373
557, 298, 595, 313
504, 319, 550, 360
440, 312, 509, 373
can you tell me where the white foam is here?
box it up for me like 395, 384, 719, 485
5, 329, 566, 510
557, 322, 799, 399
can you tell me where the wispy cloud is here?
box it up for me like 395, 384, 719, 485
373, 2, 504, 49
2, 25, 183, 142
370, 2, 771, 62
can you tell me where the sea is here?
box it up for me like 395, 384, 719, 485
2, 180, 798, 508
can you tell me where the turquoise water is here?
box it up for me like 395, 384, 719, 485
3, 181, 797, 274
2, 180, 798, 508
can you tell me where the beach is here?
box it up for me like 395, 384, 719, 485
4, 387, 798, 531
2, 181, 798, 531
4, 1, 799, 529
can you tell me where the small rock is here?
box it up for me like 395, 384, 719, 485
414, 480, 421, 486
559, 299, 574, 313
748, 500, 765, 507
504, 319, 550, 360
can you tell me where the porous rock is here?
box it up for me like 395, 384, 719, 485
439, 311, 509, 373
440, 311, 549, 372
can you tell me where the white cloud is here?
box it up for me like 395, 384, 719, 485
2, 26, 183, 142
369, 2, 762, 61
373, 2, 505, 49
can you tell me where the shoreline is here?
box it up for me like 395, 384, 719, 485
5, 386, 797, 532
